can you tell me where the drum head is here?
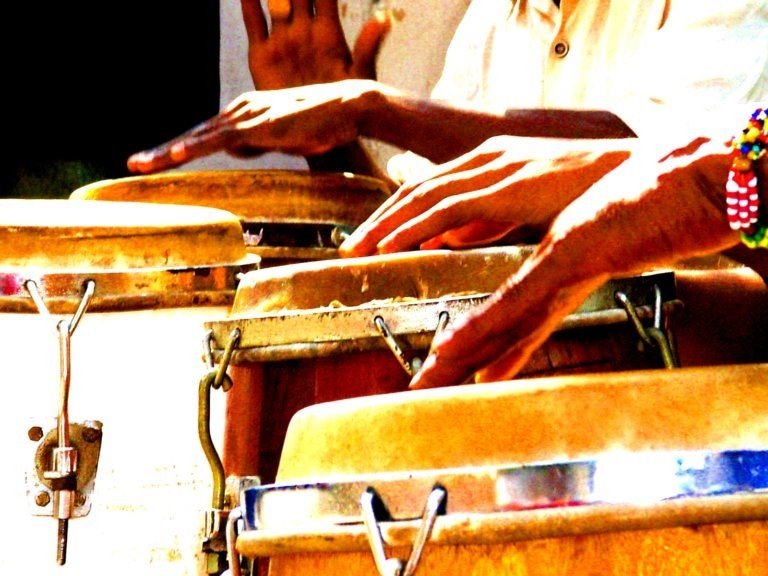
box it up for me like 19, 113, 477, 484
70, 169, 391, 227
0, 199, 258, 311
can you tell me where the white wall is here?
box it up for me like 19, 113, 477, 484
185, 0, 471, 172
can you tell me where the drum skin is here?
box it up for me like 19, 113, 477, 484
0, 199, 255, 576
245, 366, 768, 575
71, 170, 391, 266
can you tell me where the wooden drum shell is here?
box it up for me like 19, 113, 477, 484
240, 365, 768, 575
210, 249, 681, 483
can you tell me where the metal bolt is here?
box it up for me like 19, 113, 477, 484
28, 426, 44, 442
82, 427, 102, 443
35, 491, 51, 507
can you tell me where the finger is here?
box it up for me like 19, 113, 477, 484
371, 159, 522, 249
375, 196, 484, 253
314, 0, 340, 19
350, 14, 392, 79
268, 0, 292, 24
409, 317, 514, 389
292, 0, 311, 19
339, 187, 415, 255
345, 159, 513, 255
127, 116, 237, 174
241, 0, 268, 40
342, 148, 515, 255
342, 182, 462, 256
418, 220, 519, 250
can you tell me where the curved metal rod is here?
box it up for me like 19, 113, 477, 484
374, 316, 414, 377
615, 288, 679, 368
68, 280, 96, 335
198, 370, 226, 510
214, 329, 241, 390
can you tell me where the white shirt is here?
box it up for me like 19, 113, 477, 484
388, 0, 768, 181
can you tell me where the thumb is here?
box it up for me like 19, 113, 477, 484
351, 13, 392, 79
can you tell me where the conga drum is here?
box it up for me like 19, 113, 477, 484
234, 365, 768, 575
671, 266, 768, 367
70, 170, 391, 266
204, 249, 680, 484
0, 199, 258, 575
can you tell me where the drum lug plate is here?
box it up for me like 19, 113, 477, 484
25, 419, 103, 518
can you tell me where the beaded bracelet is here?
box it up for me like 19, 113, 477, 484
725, 107, 768, 248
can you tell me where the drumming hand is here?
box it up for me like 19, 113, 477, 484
242, 0, 392, 89
409, 137, 741, 388
127, 80, 385, 173
340, 136, 633, 257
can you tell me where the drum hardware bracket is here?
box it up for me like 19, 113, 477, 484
374, 311, 450, 377
26, 420, 103, 517
202, 476, 260, 576
330, 225, 354, 247
200, 329, 245, 575
24, 278, 98, 565
361, 485, 446, 576
615, 285, 680, 368
223, 506, 246, 576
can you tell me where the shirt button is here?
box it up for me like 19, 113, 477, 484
553, 40, 569, 58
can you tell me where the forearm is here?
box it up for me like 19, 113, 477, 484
358, 86, 636, 165
306, 140, 397, 190
538, 144, 738, 288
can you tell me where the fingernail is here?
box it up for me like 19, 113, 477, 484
410, 354, 436, 387
170, 143, 186, 161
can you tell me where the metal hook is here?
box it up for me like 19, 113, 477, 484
615, 287, 679, 368
215, 329, 241, 391
374, 316, 414, 377
375, 311, 451, 377
361, 485, 446, 576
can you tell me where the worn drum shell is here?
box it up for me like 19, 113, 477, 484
0, 199, 257, 576
241, 365, 768, 575
206, 248, 677, 484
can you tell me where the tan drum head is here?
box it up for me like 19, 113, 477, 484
70, 170, 389, 225
227, 247, 535, 315
205, 249, 675, 367
0, 199, 259, 311
276, 364, 768, 481
234, 366, 768, 566
71, 170, 391, 264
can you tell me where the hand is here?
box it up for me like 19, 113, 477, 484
340, 136, 633, 256
242, 0, 391, 88
407, 136, 741, 389
127, 80, 383, 173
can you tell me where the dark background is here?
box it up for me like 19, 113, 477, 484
2, 1, 221, 197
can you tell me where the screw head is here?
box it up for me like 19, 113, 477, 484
35, 491, 51, 507
28, 426, 44, 442
82, 427, 102, 443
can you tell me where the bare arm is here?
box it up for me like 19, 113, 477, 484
127, 80, 635, 175
409, 136, 760, 389
362, 91, 635, 165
